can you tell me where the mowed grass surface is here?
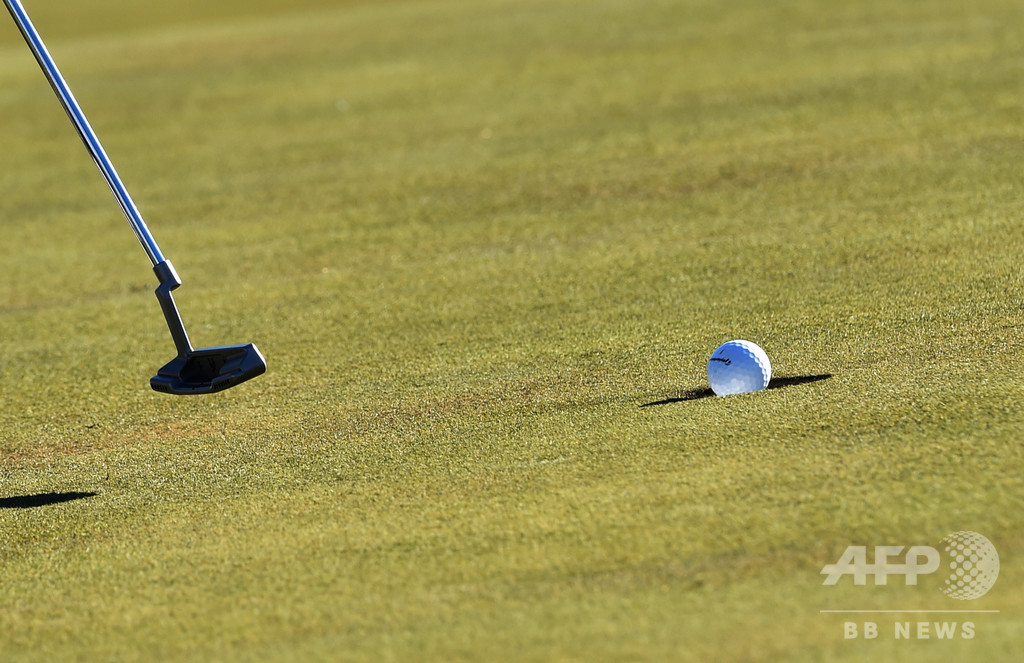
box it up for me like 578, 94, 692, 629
2, 0, 1023, 660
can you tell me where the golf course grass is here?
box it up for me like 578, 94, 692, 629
2, 0, 1022, 660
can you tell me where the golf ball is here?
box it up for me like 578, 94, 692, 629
706, 340, 771, 396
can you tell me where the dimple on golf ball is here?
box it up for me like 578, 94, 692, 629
706, 340, 771, 396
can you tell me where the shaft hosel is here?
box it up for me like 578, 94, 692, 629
153, 260, 193, 358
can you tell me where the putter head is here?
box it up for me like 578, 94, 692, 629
150, 343, 266, 395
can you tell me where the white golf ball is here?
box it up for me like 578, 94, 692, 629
706, 340, 772, 396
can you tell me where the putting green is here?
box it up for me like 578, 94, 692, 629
1, 0, 1022, 661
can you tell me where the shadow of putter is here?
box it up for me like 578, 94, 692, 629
0, 491, 98, 509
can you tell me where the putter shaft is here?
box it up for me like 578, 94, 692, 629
4, 0, 165, 266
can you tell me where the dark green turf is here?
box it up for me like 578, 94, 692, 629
1, 1, 1022, 660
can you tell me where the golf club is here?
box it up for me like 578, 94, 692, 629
4, 0, 266, 395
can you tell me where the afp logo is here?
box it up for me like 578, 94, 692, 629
821, 531, 999, 600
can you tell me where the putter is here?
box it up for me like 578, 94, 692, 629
4, 0, 266, 394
